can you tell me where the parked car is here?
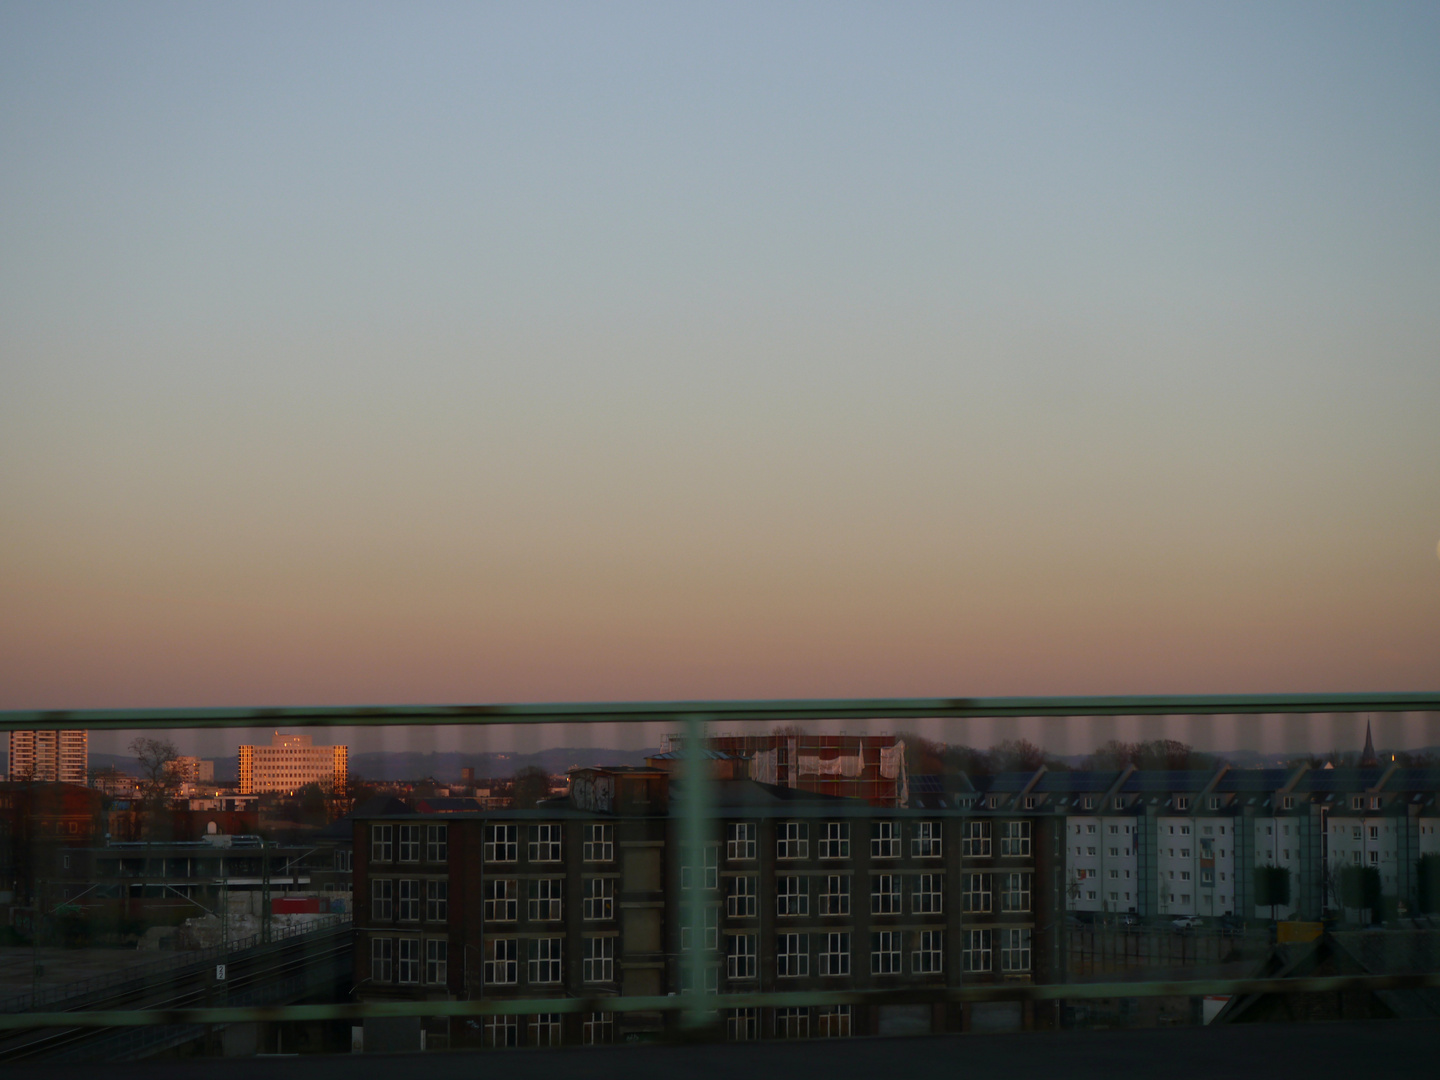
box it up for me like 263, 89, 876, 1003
1119, 912, 1140, 928
1172, 915, 1203, 930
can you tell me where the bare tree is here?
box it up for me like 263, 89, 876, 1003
129, 736, 181, 806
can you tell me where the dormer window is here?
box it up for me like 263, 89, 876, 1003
1023, 795, 1037, 809
1081, 797, 1094, 810
1175, 796, 1190, 811
1281, 796, 1294, 810
1208, 796, 1220, 810
1113, 797, 1124, 810
1351, 796, 1363, 810
988, 795, 1000, 809
1369, 796, 1381, 811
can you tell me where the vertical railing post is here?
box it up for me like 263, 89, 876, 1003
680, 712, 716, 1032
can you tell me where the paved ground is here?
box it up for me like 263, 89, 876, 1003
10, 1019, 1439, 1080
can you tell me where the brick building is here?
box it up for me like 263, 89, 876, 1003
351, 764, 1056, 1048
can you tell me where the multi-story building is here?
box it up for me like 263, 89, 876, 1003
978, 764, 1440, 925
351, 763, 1056, 1049
7, 730, 87, 784
238, 733, 347, 795
669, 733, 910, 806
166, 756, 215, 784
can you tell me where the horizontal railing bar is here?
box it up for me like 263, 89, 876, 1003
3, 972, 1439, 1028
2, 693, 1437, 731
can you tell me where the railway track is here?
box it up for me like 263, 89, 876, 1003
0, 926, 353, 1062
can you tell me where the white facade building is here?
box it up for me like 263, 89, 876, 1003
7, 730, 88, 784
238, 732, 347, 795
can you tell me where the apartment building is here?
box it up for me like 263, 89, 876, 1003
351, 765, 1057, 1049
7, 730, 88, 784
238, 733, 347, 795
991, 764, 1440, 924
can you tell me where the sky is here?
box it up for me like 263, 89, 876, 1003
3, 2, 1439, 744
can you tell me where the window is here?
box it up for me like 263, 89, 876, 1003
335, 849, 352, 872
727, 1008, 759, 1041
398, 938, 419, 984
962, 820, 992, 857
727, 875, 758, 918
485, 824, 517, 863
820, 821, 850, 859
584, 823, 613, 862
1200, 868, 1214, 886
370, 936, 393, 982
1180, 825, 1191, 835
913, 929, 944, 974
1368, 825, 1379, 840
1281, 796, 1294, 811
777, 875, 809, 917
1175, 797, 1190, 811
820, 932, 851, 976
529, 938, 562, 983
963, 929, 992, 972
397, 879, 420, 921
777, 932, 809, 977
1369, 850, 1379, 865
529, 824, 562, 862
1001, 871, 1032, 913
1114, 797, 1125, 809
1082, 797, 1094, 810
425, 824, 447, 863
727, 933, 757, 979
583, 1013, 612, 1046
871, 820, 900, 859
727, 822, 756, 860
583, 936, 613, 982
484, 878, 518, 922
528, 877, 563, 921
425, 938, 447, 985
1370, 797, 1381, 810
1351, 796, 1363, 810
1109, 847, 1119, 857
1180, 870, 1191, 881
913, 821, 942, 857
417, 879, 444, 922
820, 874, 851, 916
777, 821, 808, 860
818, 1005, 851, 1037
371, 878, 393, 921
871, 873, 901, 915
681, 844, 720, 890
1023, 795, 1037, 809
1000, 820, 1031, 857
1209, 797, 1221, 810
583, 876, 613, 920
963, 872, 992, 913
399, 824, 421, 862
776, 1007, 809, 1039
913, 873, 943, 915
529, 1014, 561, 1047
484, 1016, 516, 1048
871, 930, 901, 974
1000, 928, 1031, 974
371, 824, 393, 863
679, 905, 718, 951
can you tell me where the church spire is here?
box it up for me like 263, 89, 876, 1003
1359, 717, 1378, 768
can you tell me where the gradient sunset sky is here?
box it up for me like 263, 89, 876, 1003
3, 2, 1438, 716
